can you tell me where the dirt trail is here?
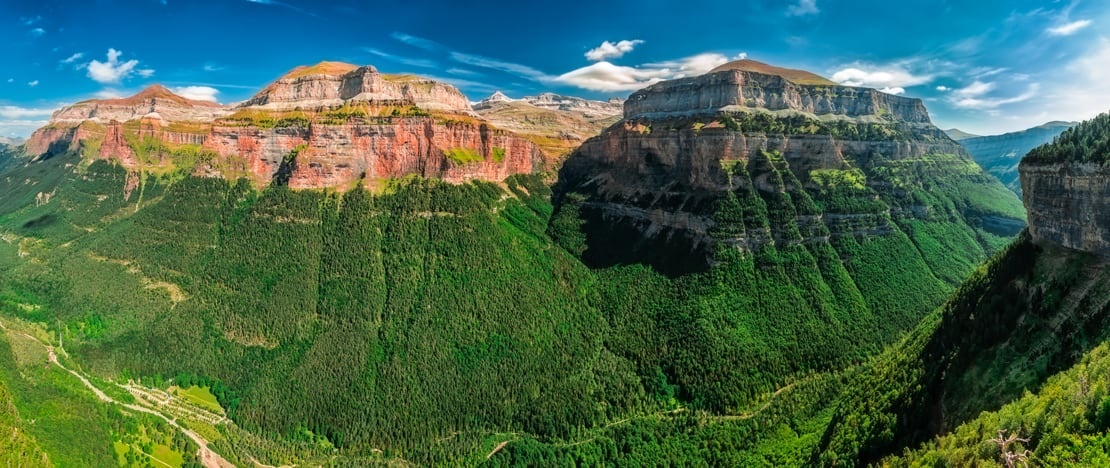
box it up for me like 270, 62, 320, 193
1, 320, 234, 468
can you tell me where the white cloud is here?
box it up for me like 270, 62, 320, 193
363, 48, 436, 68
1042, 37, 1110, 121
556, 53, 730, 92
21, 16, 42, 26
880, 87, 905, 95
5, 79, 12, 83
585, 40, 644, 61
137, 69, 155, 78
936, 85, 950, 92
203, 63, 224, 72
27, 80, 39, 87
245, 0, 314, 16
172, 86, 220, 102
450, 52, 553, 81
787, 0, 819, 16
734, 52, 748, 60
86, 48, 142, 84
94, 89, 126, 99
60, 52, 84, 64
29, 28, 45, 37
0, 106, 54, 120
952, 83, 1039, 109
831, 65, 931, 89
446, 68, 480, 77
1047, 19, 1092, 36
391, 32, 441, 51
954, 80, 995, 98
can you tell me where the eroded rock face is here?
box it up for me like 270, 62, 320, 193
624, 69, 930, 123
1021, 161, 1110, 256
22, 64, 543, 187
553, 60, 1021, 274
201, 119, 541, 188
242, 63, 471, 113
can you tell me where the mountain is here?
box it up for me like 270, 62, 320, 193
474, 91, 622, 160
959, 121, 1075, 194
0, 58, 1036, 466
22, 62, 543, 188
554, 59, 1023, 275
815, 111, 1110, 466
0, 136, 24, 147
943, 128, 980, 140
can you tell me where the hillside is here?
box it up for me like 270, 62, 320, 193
960, 121, 1075, 194
0, 59, 1034, 466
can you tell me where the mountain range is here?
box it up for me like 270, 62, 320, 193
955, 121, 1076, 195
0, 57, 1105, 466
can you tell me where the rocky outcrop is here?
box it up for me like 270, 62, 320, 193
242, 62, 471, 113
21, 63, 544, 187
201, 119, 541, 188
553, 59, 1024, 274
50, 85, 229, 124
624, 67, 930, 123
1021, 161, 1110, 256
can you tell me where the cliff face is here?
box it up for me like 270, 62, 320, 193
22, 63, 543, 187
1021, 161, 1110, 256
1019, 113, 1110, 256
242, 62, 471, 113
624, 69, 931, 123
553, 60, 1024, 274
201, 119, 540, 188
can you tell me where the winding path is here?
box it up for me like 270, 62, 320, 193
0, 321, 234, 468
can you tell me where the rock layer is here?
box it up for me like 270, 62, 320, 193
22, 63, 543, 187
1021, 161, 1110, 256
553, 60, 1024, 274
624, 68, 930, 123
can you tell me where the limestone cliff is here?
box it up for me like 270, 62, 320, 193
1020, 113, 1110, 256
241, 62, 471, 113
21, 63, 543, 187
553, 59, 1025, 274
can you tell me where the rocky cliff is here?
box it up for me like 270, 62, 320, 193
241, 62, 471, 113
1020, 113, 1110, 256
624, 62, 930, 124
553, 59, 1024, 274
21, 63, 543, 187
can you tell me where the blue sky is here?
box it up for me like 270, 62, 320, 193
1, 0, 1108, 138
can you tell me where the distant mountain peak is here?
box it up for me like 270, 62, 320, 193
944, 128, 981, 141
484, 91, 514, 103
709, 59, 836, 85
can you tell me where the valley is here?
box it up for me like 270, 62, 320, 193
0, 8, 1107, 463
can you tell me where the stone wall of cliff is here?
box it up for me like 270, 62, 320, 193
624, 70, 931, 123
201, 118, 541, 188
1021, 161, 1110, 256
